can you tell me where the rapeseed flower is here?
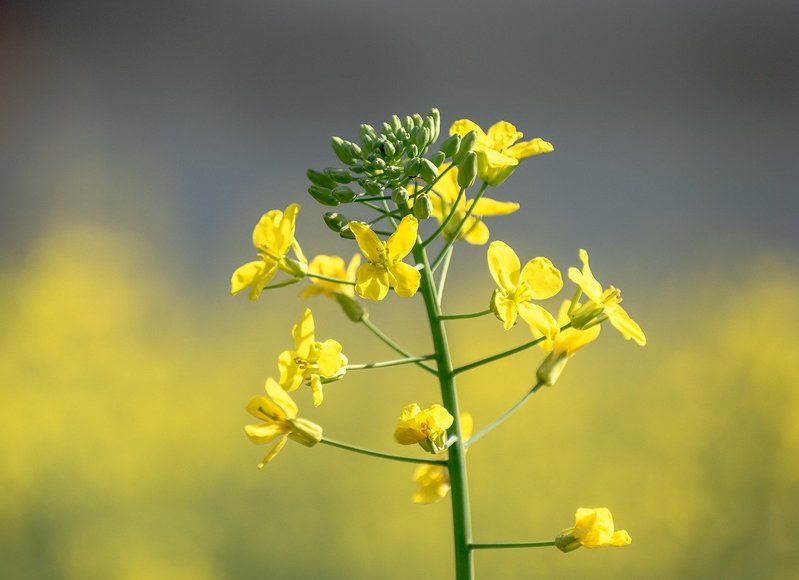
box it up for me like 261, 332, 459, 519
300, 254, 360, 299
555, 507, 631, 552
450, 119, 553, 186
412, 413, 473, 504
394, 403, 454, 454
244, 378, 322, 468
349, 215, 420, 301
536, 300, 601, 386
567, 249, 646, 346
278, 308, 347, 407
488, 241, 562, 337
231, 203, 307, 300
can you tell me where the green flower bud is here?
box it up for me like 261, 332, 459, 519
406, 144, 419, 158
381, 122, 394, 136
331, 136, 354, 164
287, 417, 323, 447
332, 185, 357, 203
335, 293, 366, 322
323, 212, 351, 233
325, 168, 352, 184
380, 140, 396, 158
419, 158, 439, 183
397, 128, 410, 143
554, 533, 582, 553
307, 168, 337, 189
430, 151, 446, 167
403, 157, 421, 177
360, 124, 376, 144
361, 180, 383, 196
391, 187, 409, 205
457, 152, 477, 189
404, 116, 414, 132
453, 130, 477, 164
412, 126, 428, 150
372, 158, 387, 170
280, 257, 308, 278
440, 134, 461, 158
412, 113, 424, 127
424, 116, 437, 144
308, 185, 340, 206
428, 108, 441, 141
391, 115, 402, 133
536, 352, 569, 387
349, 163, 366, 174
413, 193, 433, 219
338, 225, 356, 240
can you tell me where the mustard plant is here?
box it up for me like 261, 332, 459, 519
231, 109, 644, 579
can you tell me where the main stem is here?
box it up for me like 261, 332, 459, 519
413, 244, 473, 580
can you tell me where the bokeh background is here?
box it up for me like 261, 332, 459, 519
2, 1, 798, 578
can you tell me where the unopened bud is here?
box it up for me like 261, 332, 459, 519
308, 185, 340, 206
440, 134, 460, 158
453, 130, 477, 164
430, 151, 446, 167
331, 137, 354, 164
419, 158, 439, 183
325, 168, 352, 184
307, 168, 336, 189
412, 113, 424, 127
428, 108, 441, 141
287, 418, 323, 447
323, 212, 350, 233
406, 144, 419, 158
335, 293, 366, 322
413, 193, 433, 219
403, 157, 421, 177
457, 152, 477, 189
332, 185, 357, 203
391, 187, 409, 205
412, 126, 428, 150
536, 352, 569, 387
361, 180, 383, 196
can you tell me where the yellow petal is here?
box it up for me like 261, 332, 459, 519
487, 241, 520, 293
519, 257, 563, 299
264, 377, 298, 419
430, 163, 461, 202
425, 404, 454, 430
277, 350, 304, 392
349, 222, 385, 263
568, 249, 603, 302
387, 261, 421, 297
386, 215, 418, 261
471, 197, 520, 217
487, 120, 522, 150
504, 137, 554, 159
460, 412, 474, 441
277, 203, 300, 256
462, 219, 490, 245
607, 304, 646, 346
449, 119, 490, 147
292, 308, 316, 357
316, 339, 344, 377
245, 395, 285, 422
518, 303, 559, 339
310, 375, 324, 407
231, 260, 278, 300
494, 294, 519, 330
355, 263, 390, 301
476, 148, 518, 186
412, 464, 451, 504
257, 435, 288, 468
556, 323, 601, 357
244, 421, 289, 444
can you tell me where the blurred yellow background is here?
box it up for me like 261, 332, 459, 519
2, 1, 798, 578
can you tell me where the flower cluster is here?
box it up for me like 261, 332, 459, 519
231, 109, 645, 573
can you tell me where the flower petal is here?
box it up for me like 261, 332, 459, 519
264, 377, 298, 419
462, 219, 490, 245
231, 260, 277, 300
310, 374, 324, 407
316, 339, 345, 377
245, 395, 285, 422
387, 261, 421, 298
487, 241, 520, 292
292, 308, 315, 357
386, 215, 418, 261
349, 222, 385, 263
277, 350, 305, 392
518, 303, 559, 339
607, 304, 646, 346
355, 263, 389, 301
257, 435, 288, 468
449, 119, 490, 147
493, 293, 519, 330
568, 249, 603, 302
430, 163, 461, 202
505, 137, 554, 159
244, 421, 289, 444
520, 257, 563, 299
471, 197, 520, 217
487, 121, 522, 150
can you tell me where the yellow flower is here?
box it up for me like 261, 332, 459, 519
567, 249, 646, 346
555, 507, 632, 552
412, 413, 472, 504
488, 241, 562, 336
278, 308, 347, 407
536, 300, 601, 386
450, 119, 554, 186
409, 163, 519, 245
244, 378, 323, 468
231, 203, 307, 300
394, 403, 454, 454
348, 215, 421, 301
300, 254, 361, 299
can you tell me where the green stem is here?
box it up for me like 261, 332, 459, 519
439, 309, 492, 321
347, 355, 434, 370
413, 243, 474, 580
470, 541, 556, 550
261, 278, 301, 291
420, 187, 466, 248
305, 272, 356, 286
360, 317, 437, 375
431, 182, 489, 271
357, 195, 392, 202
465, 382, 544, 448
453, 323, 571, 376
436, 246, 453, 308
320, 438, 446, 465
